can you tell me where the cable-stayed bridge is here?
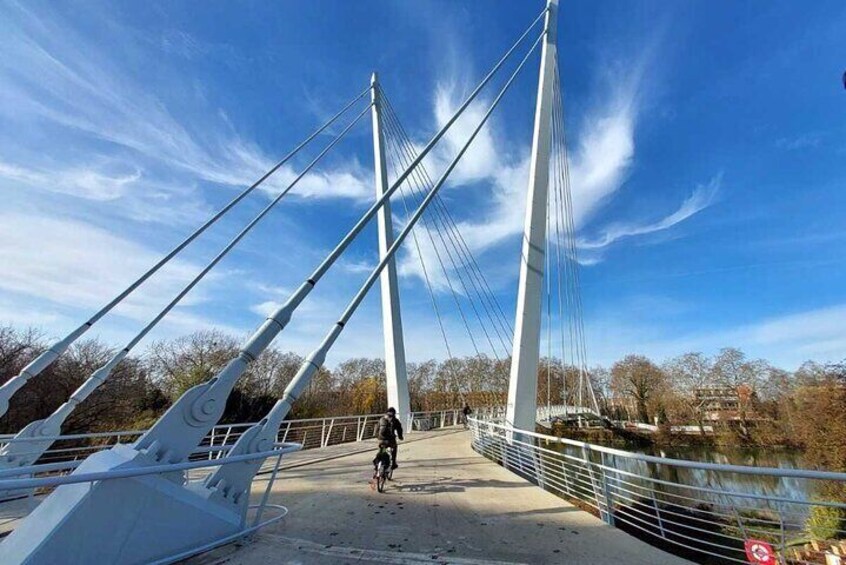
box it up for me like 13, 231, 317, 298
1, 2, 844, 564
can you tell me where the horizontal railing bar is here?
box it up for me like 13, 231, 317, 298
606, 487, 770, 544
470, 417, 846, 565
0, 408, 487, 447
611, 511, 749, 559
0, 443, 301, 490
615, 515, 752, 564
470, 417, 846, 482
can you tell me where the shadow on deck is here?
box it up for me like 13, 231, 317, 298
189, 428, 691, 565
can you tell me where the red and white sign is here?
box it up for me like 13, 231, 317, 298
744, 539, 775, 564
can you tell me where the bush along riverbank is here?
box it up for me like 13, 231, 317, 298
534, 421, 845, 564
544, 419, 803, 450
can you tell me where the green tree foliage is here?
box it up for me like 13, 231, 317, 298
805, 504, 844, 541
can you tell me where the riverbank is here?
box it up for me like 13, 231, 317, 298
544, 420, 801, 451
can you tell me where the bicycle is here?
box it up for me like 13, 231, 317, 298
371, 444, 394, 493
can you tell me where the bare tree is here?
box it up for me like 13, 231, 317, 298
610, 355, 667, 423
663, 352, 714, 432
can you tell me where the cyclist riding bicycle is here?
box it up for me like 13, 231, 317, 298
461, 403, 472, 428
372, 440, 392, 479
376, 407, 403, 470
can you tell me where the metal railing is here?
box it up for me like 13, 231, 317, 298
536, 404, 598, 421
470, 417, 846, 565
410, 406, 504, 431
0, 407, 492, 540
0, 407, 511, 471
0, 440, 302, 562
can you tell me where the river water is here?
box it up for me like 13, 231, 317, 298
548, 440, 818, 521
631, 444, 810, 502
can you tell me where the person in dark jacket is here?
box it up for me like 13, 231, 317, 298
376, 407, 403, 469
461, 403, 472, 429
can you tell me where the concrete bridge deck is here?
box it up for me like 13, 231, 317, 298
193, 429, 690, 565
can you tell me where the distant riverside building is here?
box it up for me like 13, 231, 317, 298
694, 384, 761, 422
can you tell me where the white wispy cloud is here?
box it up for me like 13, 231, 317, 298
0, 213, 210, 324
775, 132, 823, 151
0, 1, 373, 226
394, 37, 717, 286
577, 175, 720, 260
0, 2, 379, 352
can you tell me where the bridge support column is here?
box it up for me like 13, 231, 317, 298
506, 0, 558, 434
370, 73, 411, 428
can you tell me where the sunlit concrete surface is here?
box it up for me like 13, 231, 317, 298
190, 429, 691, 564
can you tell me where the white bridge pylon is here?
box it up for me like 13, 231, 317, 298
371, 72, 411, 428
0, 2, 587, 563
507, 0, 558, 433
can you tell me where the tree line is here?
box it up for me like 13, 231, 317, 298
593, 350, 845, 475
1, 325, 843, 476
0, 326, 508, 435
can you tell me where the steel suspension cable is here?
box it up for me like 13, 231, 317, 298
378, 103, 486, 357
259, 28, 543, 432
381, 106, 508, 360
545, 167, 553, 410
0, 103, 374, 459
553, 61, 599, 413
381, 116, 490, 402
378, 91, 514, 354
380, 91, 515, 342
379, 111, 455, 361
552, 92, 575, 405
133, 19, 548, 464
550, 102, 570, 406
552, 69, 581, 406
384, 121, 511, 360
381, 121, 481, 357
104, 103, 376, 365
0, 86, 371, 418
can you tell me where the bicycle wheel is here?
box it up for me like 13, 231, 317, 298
377, 464, 387, 492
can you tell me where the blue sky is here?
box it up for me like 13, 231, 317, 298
0, 1, 844, 370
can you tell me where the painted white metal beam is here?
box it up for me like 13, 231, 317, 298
506, 0, 558, 433
370, 73, 411, 427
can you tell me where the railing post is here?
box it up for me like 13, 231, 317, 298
208, 428, 216, 461
777, 511, 787, 565
324, 418, 335, 448
599, 452, 615, 526
731, 507, 748, 540
650, 495, 666, 539
514, 441, 525, 474
252, 449, 285, 528
560, 458, 573, 498
218, 426, 233, 460
282, 422, 291, 443
534, 447, 546, 490
582, 445, 604, 521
